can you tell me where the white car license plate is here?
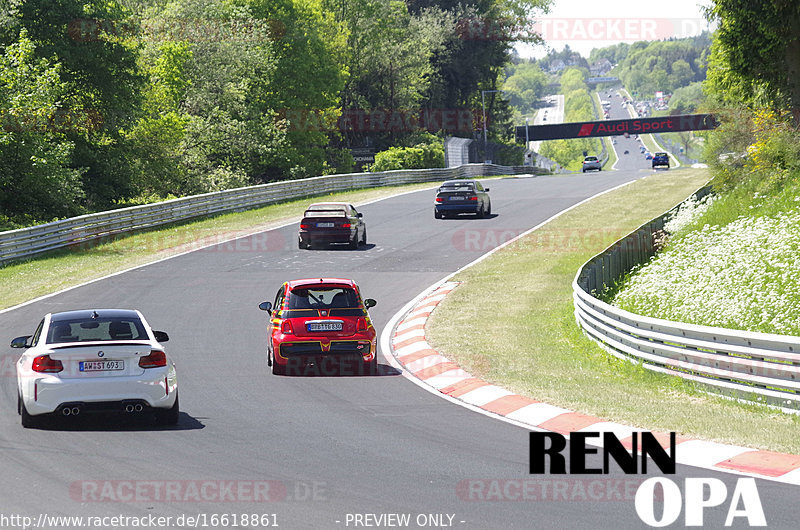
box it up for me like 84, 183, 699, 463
316, 222, 335, 228
307, 322, 343, 332
80, 360, 124, 372
450, 196, 465, 200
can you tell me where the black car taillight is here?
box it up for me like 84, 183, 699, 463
139, 349, 167, 368
32, 355, 63, 373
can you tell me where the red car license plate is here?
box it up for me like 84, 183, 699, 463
307, 322, 343, 332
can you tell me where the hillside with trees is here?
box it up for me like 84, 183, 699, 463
611, 33, 711, 98
0, 0, 549, 229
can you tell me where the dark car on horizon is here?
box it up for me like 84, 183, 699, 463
298, 202, 366, 249
652, 152, 670, 169
434, 179, 491, 219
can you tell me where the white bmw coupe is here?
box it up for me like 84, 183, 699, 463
12, 309, 178, 428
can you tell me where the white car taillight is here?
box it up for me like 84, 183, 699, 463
32, 355, 63, 373
139, 349, 167, 368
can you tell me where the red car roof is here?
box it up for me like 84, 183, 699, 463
286, 278, 357, 289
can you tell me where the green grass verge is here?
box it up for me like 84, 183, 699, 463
0, 180, 452, 311
601, 136, 618, 169
426, 167, 800, 454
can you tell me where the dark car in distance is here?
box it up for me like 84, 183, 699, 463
652, 152, 670, 169
434, 180, 491, 219
298, 202, 366, 249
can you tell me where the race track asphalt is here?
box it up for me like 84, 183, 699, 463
2, 171, 797, 529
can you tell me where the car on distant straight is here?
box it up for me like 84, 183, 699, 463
259, 278, 377, 376
12, 309, 178, 428
434, 179, 491, 219
298, 202, 366, 250
652, 152, 670, 169
582, 156, 602, 172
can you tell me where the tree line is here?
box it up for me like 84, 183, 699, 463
0, 0, 548, 229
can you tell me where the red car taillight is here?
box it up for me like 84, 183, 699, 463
341, 223, 351, 228
300, 223, 310, 229
281, 320, 294, 334
468, 196, 478, 201
356, 318, 367, 332
139, 349, 167, 368
435, 197, 444, 203
32, 355, 63, 373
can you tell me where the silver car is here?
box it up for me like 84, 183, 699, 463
582, 156, 602, 172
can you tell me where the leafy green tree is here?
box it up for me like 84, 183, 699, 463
668, 82, 705, 114
125, 41, 192, 196
5, 0, 145, 208
503, 61, 547, 116
613, 36, 710, 96
241, 0, 348, 177
705, 1, 800, 113
0, 33, 85, 225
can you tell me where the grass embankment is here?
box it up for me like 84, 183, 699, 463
0, 181, 444, 311
611, 173, 800, 336
426, 168, 800, 454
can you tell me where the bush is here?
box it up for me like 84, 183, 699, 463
369, 142, 444, 172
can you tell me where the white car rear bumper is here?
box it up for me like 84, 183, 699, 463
20, 365, 177, 416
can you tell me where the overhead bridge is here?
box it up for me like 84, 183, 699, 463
516, 114, 718, 142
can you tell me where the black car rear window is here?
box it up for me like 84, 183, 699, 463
304, 208, 347, 217
440, 184, 474, 192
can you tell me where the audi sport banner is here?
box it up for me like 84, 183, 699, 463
515, 114, 718, 142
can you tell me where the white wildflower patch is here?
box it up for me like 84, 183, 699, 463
612, 209, 800, 335
663, 194, 716, 234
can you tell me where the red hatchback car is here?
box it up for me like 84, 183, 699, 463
258, 279, 378, 375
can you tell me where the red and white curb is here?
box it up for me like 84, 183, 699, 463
389, 281, 800, 486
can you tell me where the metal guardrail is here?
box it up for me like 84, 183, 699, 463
573, 186, 800, 411
0, 164, 541, 264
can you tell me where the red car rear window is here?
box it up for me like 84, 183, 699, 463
288, 287, 360, 310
